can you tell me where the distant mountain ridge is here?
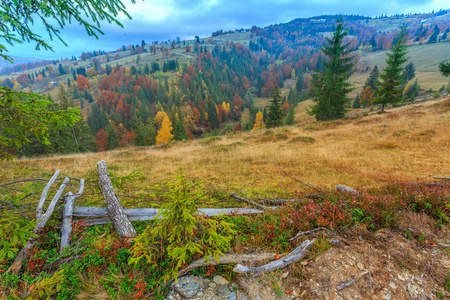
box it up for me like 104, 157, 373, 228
0, 56, 45, 70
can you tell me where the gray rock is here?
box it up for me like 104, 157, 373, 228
389, 282, 397, 289
213, 275, 230, 286
209, 282, 217, 289
229, 291, 236, 300
216, 284, 230, 298
172, 276, 207, 299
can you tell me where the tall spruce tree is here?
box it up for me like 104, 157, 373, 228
374, 26, 408, 112
403, 62, 416, 82
308, 17, 356, 121
363, 65, 379, 91
265, 85, 284, 127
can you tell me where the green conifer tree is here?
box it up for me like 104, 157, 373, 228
308, 17, 356, 121
374, 26, 408, 112
283, 107, 295, 126
265, 85, 284, 127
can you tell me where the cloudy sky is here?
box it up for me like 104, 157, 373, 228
7, 0, 448, 60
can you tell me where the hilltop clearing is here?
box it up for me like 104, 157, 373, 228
5, 96, 449, 197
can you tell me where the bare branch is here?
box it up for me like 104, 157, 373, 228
271, 161, 322, 193
230, 193, 270, 211
289, 227, 335, 241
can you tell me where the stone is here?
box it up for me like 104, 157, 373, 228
172, 276, 207, 299
216, 284, 230, 298
229, 292, 236, 300
408, 283, 418, 298
209, 282, 217, 289
213, 275, 230, 286
357, 262, 364, 270
398, 275, 405, 281
389, 282, 397, 289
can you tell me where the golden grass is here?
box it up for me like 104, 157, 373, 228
2, 97, 449, 205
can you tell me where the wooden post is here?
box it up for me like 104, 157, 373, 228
97, 160, 137, 238
60, 179, 84, 253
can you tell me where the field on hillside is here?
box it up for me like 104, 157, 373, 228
2, 97, 449, 209
352, 42, 450, 94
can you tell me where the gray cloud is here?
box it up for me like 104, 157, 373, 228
8, 0, 445, 59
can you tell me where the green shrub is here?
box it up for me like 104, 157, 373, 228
129, 169, 236, 283
0, 210, 37, 267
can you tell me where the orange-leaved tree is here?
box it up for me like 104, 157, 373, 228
77, 75, 90, 90
95, 128, 108, 151
360, 86, 374, 107
156, 116, 174, 144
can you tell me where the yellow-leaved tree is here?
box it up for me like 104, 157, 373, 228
252, 111, 265, 130
153, 111, 169, 129
156, 116, 174, 144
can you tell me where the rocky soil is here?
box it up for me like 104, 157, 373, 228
166, 213, 450, 300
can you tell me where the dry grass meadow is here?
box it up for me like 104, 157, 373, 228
2, 97, 449, 208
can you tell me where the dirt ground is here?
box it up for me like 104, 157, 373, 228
232, 212, 450, 300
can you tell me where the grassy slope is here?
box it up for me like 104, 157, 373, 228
353, 42, 450, 93
2, 97, 449, 209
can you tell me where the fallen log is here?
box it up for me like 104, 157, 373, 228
336, 184, 359, 194
60, 179, 85, 253
229, 193, 270, 211
7, 174, 69, 274
433, 177, 450, 180
171, 253, 277, 283
77, 207, 266, 226
233, 239, 316, 277
406, 183, 449, 187
97, 160, 137, 238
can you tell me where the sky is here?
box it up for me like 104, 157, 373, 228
6, 0, 449, 60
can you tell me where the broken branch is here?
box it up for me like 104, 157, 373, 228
233, 239, 316, 277
230, 193, 270, 211
289, 227, 335, 241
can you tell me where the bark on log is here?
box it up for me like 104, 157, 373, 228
233, 239, 316, 277
78, 207, 266, 226
7, 177, 70, 274
97, 160, 137, 238
60, 179, 84, 253
336, 184, 359, 194
229, 193, 270, 211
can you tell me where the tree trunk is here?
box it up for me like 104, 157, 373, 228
97, 160, 137, 238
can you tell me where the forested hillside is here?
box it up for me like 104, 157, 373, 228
1, 10, 450, 157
